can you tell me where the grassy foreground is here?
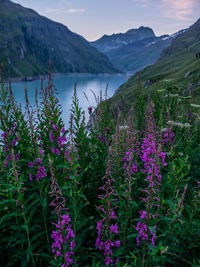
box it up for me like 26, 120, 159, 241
0, 67, 200, 267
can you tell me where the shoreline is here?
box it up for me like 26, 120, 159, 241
6, 72, 131, 84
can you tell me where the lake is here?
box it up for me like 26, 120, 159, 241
10, 74, 129, 127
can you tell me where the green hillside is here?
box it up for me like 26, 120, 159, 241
109, 19, 200, 115
0, 0, 118, 78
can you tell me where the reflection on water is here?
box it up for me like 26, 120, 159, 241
10, 74, 129, 127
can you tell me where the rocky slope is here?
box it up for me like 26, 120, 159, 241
0, 0, 118, 78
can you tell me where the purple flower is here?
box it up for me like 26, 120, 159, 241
62, 214, 71, 223
131, 161, 138, 173
51, 147, 56, 154
110, 211, 117, 219
57, 136, 67, 148
140, 210, 147, 219
65, 150, 69, 157
11, 140, 16, 147
50, 131, 54, 143
1, 132, 7, 138
28, 162, 34, 168
55, 149, 60, 155
114, 241, 121, 247
136, 236, 140, 246
4, 145, 8, 152
61, 127, 66, 134
29, 173, 33, 181
51, 214, 75, 265
36, 166, 47, 180
115, 258, 119, 264
3, 160, 9, 168
98, 134, 102, 140
105, 257, 113, 265
110, 224, 118, 233
150, 226, 156, 248
70, 240, 76, 251
65, 251, 74, 265
96, 149, 120, 265
88, 107, 92, 113
40, 149, 44, 156
53, 124, 58, 131
35, 158, 42, 165
15, 154, 20, 162
56, 251, 61, 257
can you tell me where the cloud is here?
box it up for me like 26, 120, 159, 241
67, 8, 85, 14
45, 0, 85, 15
161, 0, 198, 21
45, 8, 85, 15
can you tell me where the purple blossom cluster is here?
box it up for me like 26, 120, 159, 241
49, 156, 76, 266
123, 151, 138, 175
28, 157, 47, 181
51, 214, 76, 266
49, 125, 69, 158
96, 219, 120, 265
1, 123, 20, 168
162, 128, 175, 147
96, 148, 120, 265
136, 130, 167, 248
98, 127, 110, 143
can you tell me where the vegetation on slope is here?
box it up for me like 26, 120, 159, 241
0, 0, 118, 78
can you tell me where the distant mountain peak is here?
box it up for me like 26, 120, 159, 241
126, 26, 155, 37
91, 24, 191, 73
91, 26, 156, 53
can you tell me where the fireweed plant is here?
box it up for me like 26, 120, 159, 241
136, 103, 167, 257
0, 66, 200, 267
95, 147, 121, 266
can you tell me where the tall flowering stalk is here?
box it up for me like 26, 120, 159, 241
122, 111, 140, 202
96, 147, 120, 266
136, 102, 167, 252
11, 148, 35, 265
49, 157, 76, 266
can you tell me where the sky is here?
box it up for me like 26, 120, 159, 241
12, 0, 200, 41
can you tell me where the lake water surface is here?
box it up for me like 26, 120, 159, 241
11, 74, 129, 126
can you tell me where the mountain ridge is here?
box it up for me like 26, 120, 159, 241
0, 0, 119, 78
90, 26, 156, 53
90, 26, 186, 73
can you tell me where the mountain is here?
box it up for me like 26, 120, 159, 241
0, 0, 118, 79
91, 26, 155, 53
108, 18, 200, 114
91, 27, 185, 74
